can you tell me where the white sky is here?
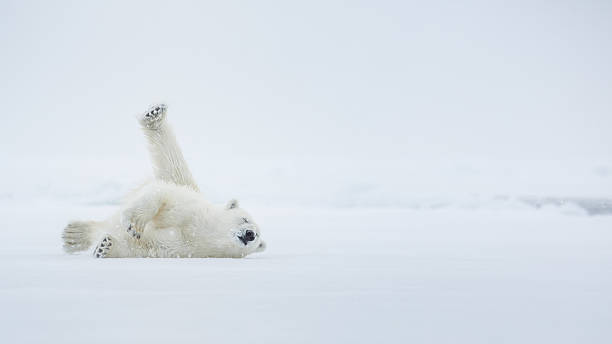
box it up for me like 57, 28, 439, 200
1, 0, 611, 162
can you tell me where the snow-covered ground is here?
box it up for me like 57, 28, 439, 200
2, 1, 612, 342
1, 194, 611, 343
1, 147, 611, 344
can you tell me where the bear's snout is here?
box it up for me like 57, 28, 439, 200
238, 230, 256, 245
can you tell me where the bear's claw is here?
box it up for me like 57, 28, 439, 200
140, 104, 167, 129
93, 236, 114, 258
126, 224, 141, 239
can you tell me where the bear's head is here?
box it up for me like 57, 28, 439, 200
223, 199, 266, 256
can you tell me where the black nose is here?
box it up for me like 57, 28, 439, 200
239, 230, 256, 245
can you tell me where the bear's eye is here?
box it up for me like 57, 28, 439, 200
242, 217, 249, 224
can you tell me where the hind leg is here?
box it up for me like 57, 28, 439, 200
62, 221, 100, 253
139, 104, 200, 192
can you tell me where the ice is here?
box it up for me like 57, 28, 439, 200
0, 199, 611, 343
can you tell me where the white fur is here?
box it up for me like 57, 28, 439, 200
63, 105, 265, 258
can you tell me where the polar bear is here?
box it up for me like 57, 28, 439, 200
62, 104, 266, 258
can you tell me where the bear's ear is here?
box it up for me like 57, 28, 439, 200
226, 199, 239, 210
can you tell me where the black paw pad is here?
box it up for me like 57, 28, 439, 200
127, 225, 141, 239
93, 236, 113, 258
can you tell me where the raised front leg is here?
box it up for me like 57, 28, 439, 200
139, 104, 200, 192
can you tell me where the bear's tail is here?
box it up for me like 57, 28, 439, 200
62, 221, 100, 253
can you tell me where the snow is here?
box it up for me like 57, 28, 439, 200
1, 200, 611, 343
2, 1, 612, 342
